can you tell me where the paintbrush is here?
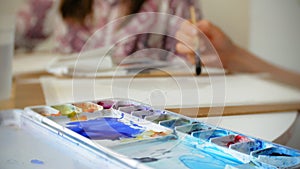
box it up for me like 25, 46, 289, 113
189, 6, 202, 76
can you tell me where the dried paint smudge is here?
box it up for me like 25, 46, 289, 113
31, 159, 44, 165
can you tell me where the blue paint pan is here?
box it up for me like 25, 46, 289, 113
144, 113, 177, 124
131, 110, 157, 119
175, 123, 213, 135
251, 146, 300, 168
159, 118, 191, 129
229, 140, 267, 155
192, 129, 229, 141
118, 105, 149, 114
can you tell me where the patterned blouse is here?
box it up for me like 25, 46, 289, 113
16, 0, 202, 62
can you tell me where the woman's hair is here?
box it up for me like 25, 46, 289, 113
59, 0, 146, 25
60, 0, 94, 25
128, 0, 146, 15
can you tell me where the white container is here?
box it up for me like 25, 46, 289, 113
0, 15, 15, 100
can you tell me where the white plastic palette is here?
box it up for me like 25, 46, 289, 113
19, 98, 300, 169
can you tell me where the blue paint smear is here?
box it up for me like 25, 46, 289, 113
179, 137, 243, 169
180, 155, 226, 169
112, 135, 243, 169
179, 146, 243, 169
31, 159, 44, 165
66, 117, 144, 140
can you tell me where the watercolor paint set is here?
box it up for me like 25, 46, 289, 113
10, 98, 300, 168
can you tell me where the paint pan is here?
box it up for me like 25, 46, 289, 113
112, 100, 139, 110
72, 102, 103, 113
144, 113, 177, 124
117, 100, 152, 109
192, 129, 229, 141
97, 100, 116, 109
51, 104, 82, 117
118, 105, 149, 114
29, 106, 60, 117
251, 147, 300, 168
131, 110, 159, 119
210, 135, 251, 147
208, 134, 258, 163
175, 123, 213, 135
229, 139, 266, 155
51, 104, 89, 121
159, 118, 191, 129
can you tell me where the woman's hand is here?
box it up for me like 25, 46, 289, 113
176, 20, 300, 88
176, 19, 238, 69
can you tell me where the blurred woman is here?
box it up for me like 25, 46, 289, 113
16, 0, 202, 63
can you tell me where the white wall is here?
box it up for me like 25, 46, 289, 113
201, 0, 250, 50
202, 0, 300, 73
250, 0, 300, 73
0, 0, 23, 14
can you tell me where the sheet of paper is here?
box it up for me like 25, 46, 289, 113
40, 74, 300, 109
46, 53, 220, 77
13, 49, 226, 78
13, 52, 59, 76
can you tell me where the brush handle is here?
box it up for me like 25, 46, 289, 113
190, 6, 202, 76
